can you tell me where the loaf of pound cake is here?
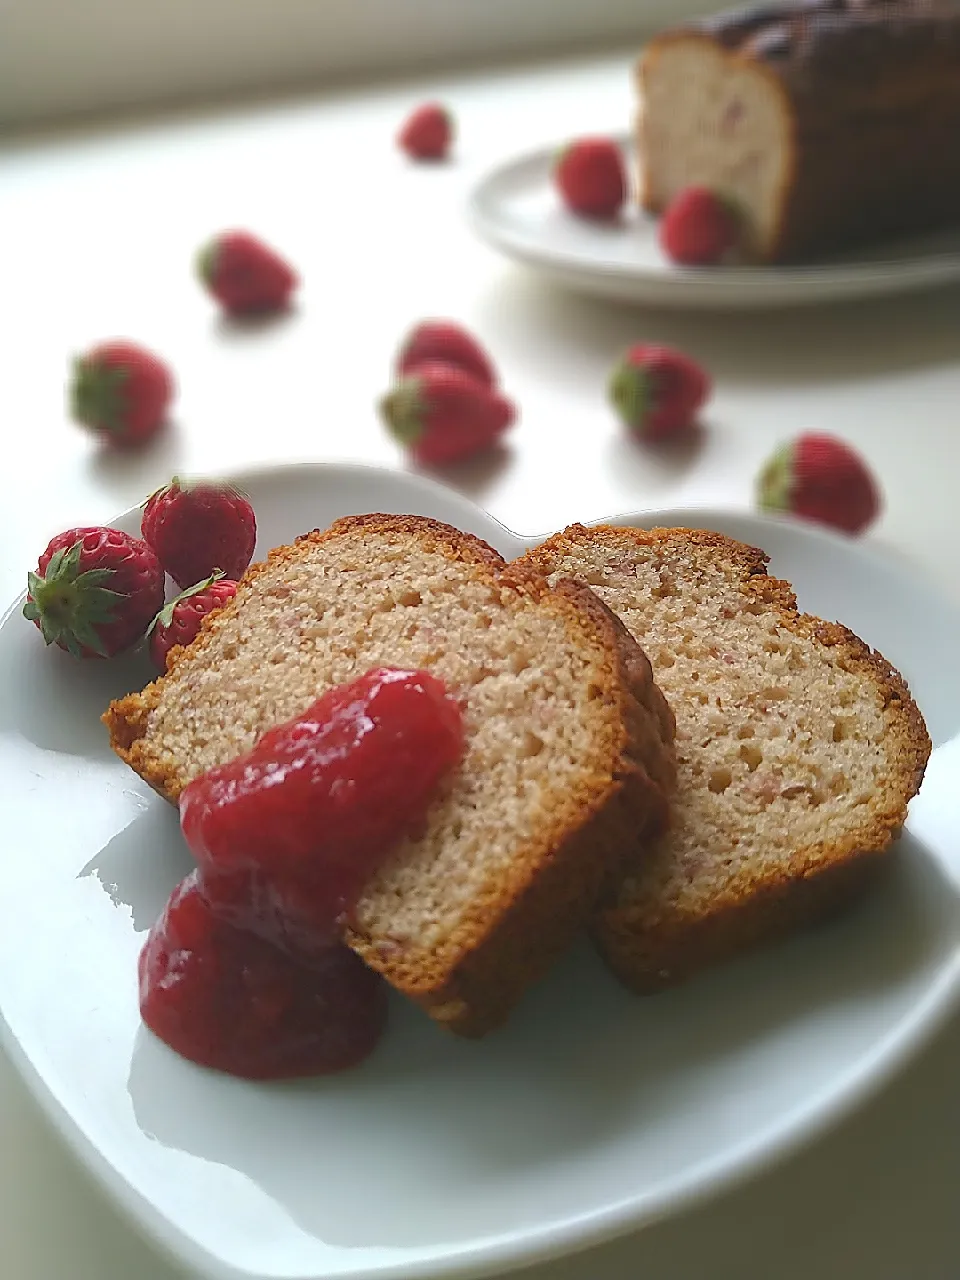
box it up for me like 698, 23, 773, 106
638, 0, 960, 262
519, 525, 931, 991
105, 515, 676, 1036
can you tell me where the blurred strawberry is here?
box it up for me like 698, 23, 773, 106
659, 186, 740, 266
379, 361, 515, 465
197, 231, 298, 315
395, 320, 496, 389
554, 138, 627, 219
757, 434, 881, 535
609, 344, 710, 440
398, 103, 453, 160
70, 340, 173, 447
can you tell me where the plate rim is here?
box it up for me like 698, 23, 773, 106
2, 459, 959, 1280
466, 135, 960, 309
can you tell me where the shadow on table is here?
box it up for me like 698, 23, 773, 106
476, 273, 960, 388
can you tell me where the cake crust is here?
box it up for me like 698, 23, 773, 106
518, 524, 931, 991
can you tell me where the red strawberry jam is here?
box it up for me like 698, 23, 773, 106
200, 864, 350, 955
179, 666, 465, 891
140, 872, 386, 1079
141, 667, 464, 1078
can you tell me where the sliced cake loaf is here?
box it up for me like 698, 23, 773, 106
637, 2, 960, 262
105, 514, 676, 1035
518, 524, 930, 991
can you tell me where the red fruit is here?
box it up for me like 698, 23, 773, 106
398, 102, 453, 160
757, 433, 881, 535
379, 361, 515, 466
554, 138, 627, 220
139, 871, 387, 1079
659, 186, 740, 266
179, 667, 465, 899
148, 573, 238, 672
24, 526, 165, 659
609, 344, 711, 440
197, 230, 298, 315
396, 320, 496, 390
69, 340, 173, 447
141, 477, 257, 590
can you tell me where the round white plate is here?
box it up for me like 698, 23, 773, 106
0, 461, 958, 1280
467, 136, 960, 309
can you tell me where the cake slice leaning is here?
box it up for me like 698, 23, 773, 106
518, 524, 931, 991
105, 514, 676, 1035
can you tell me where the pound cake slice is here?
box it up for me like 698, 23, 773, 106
105, 514, 676, 1035
637, 1, 960, 262
519, 524, 930, 991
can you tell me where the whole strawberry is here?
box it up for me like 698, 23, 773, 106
609, 344, 711, 440
197, 231, 298, 315
396, 320, 496, 389
148, 573, 239, 671
398, 102, 453, 160
69, 340, 173, 447
554, 138, 627, 220
379, 361, 515, 466
659, 186, 740, 266
24, 527, 165, 659
757, 434, 881, 535
141, 478, 257, 589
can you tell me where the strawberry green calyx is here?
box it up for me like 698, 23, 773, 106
609, 360, 651, 430
756, 442, 795, 515
70, 356, 129, 434
379, 379, 427, 447
196, 238, 219, 288
22, 541, 122, 658
146, 571, 225, 637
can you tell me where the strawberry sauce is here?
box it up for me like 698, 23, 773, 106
139, 668, 464, 1078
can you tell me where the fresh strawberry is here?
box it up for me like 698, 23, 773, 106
395, 320, 496, 389
24, 527, 165, 659
197, 231, 298, 315
148, 572, 238, 671
609, 344, 711, 440
554, 138, 627, 220
141, 477, 257, 589
659, 186, 740, 266
379, 361, 515, 466
69, 340, 173, 447
397, 102, 453, 160
757, 434, 881, 535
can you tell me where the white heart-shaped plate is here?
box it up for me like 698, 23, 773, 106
1, 462, 957, 1280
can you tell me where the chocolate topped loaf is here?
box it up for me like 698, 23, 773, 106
637, 1, 960, 261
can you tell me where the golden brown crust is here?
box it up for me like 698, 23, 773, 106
104, 513, 677, 1036
349, 580, 678, 1036
518, 522, 932, 992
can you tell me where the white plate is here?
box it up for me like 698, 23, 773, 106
1, 461, 958, 1280
467, 136, 960, 309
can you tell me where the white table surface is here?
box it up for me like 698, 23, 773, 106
1, 50, 958, 1280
